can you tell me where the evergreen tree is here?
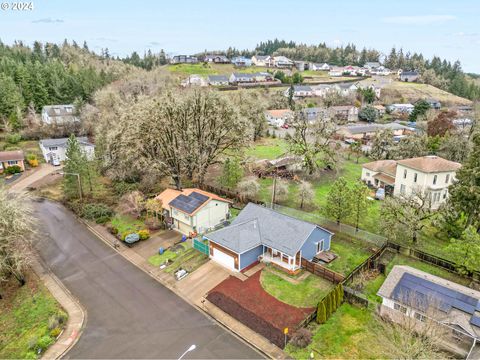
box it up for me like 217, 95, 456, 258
316, 301, 327, 324
447, 226, 480, 274
349, 180, 370, 231
219, 158, 243, 189
409, 100, 431, 122
449, 134, 480, 230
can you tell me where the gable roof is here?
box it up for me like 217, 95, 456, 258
293, 85, 312, 92
0, 150, 24, 162
265, 109, 293, 118
156, 188, 231, 215
208, 75, 229, 82
401, 70, 419, 76
397, 156, 461, 173
206, 203, 332, 256
39, 137, 93, 148
363, 159, 397, 176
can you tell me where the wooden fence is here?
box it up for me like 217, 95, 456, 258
196, 183, 265, 207
301, 258, 345, 284
343, 286, 369, 308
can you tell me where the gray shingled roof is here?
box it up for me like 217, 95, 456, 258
206, 203, 332, 256
40, 137, 93, 148
294, 85, 312, 92
208, 75, 229, 82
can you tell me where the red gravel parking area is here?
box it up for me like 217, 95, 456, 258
207, 271, 313, 348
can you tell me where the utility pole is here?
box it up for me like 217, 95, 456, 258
271, 173, 277, 209
57, 172, 83, 201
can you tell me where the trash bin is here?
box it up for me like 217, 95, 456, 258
181, 235, 187, 242
158, 247, 164, 255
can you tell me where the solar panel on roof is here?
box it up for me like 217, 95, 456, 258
169, 192, 209, 214
470, 315, 480, 327
393, 273, 479, 315
190, 192, 209, 202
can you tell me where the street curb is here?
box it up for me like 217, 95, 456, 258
31, 254, 86, 360
80, 219, 275, 359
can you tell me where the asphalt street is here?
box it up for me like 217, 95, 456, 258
34, 200, 262, 359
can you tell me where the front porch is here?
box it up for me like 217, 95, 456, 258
261, 246, 301, 274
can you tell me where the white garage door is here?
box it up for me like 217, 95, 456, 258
212, 248, 236, 270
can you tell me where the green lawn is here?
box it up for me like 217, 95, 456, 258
110, 214, 145, 235
260, 268, 333, 308
166, 63, 271, 76
0, 276, 66, 359
148, 242, 190, 266
285, 303, 393, 359
245, 137, 289, 160
326, 234, 373, 276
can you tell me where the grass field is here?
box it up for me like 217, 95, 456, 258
382, 81, 472, 106
166, 63, 271, 77
286, 303, 393, 359
245, 137, 289, 160
110, 215, 145, 235
326, 234, 373, 275
245, 139, 382, 232
0, 274, 65, 359
260, 268, 333, 308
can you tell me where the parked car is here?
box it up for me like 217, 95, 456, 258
281, 124, 289, 129
375, 188, 385, 200
344, 138, 356, 145
52, 157, 61, 166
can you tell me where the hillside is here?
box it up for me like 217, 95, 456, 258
381, 81, 472, 107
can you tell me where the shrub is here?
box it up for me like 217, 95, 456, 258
48, 315, 59, 330
28, 159, 39, 167
81, 203, 114, 222
35, 335, 54, 352
113, 181, 138, 196
317, 301, 327, 324
50, 327, 62, 338
120, 231, 130, 241
6, 133, 21, 144
56, 311, 68, 325
24, 351, 37, 359
290, 328, 312, 348
138, 229, 150, 240
4, 165, 22, 175
107, 224, 119, 235
27, 336, 38, 350
145, 217, 162, 230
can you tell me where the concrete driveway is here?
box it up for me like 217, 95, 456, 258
34, 200, 262, 359
9, 163, 60, 191
177, 261, 232, 305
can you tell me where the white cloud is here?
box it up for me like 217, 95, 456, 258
32, 18, 64, 24
453, 32, 478, 37
382, 15, 456, 25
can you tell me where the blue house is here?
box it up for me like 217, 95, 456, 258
205, 203, 333, 272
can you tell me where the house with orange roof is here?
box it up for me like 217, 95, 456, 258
264, 109, 293, 127
155, 188, 232, 235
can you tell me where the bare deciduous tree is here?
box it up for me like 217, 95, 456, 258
237, 177, 260, 199
381, 188, 436, 244
0, 188, 35, 287
297, 180, 314, 209
118, 190, 145, 218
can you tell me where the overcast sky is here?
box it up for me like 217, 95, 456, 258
1, 0, 479, 72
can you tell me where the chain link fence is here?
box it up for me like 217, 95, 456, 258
268, 202, 387, 247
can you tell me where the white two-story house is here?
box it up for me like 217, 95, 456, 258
393, 156, 461, 209
362, 155, 461, 209
41, 104, 80, 125
156, 188, 231, 235
39, 137, 95, 164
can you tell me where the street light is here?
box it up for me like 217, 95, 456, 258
55, 171, 83, 200
178, 344, 196, 360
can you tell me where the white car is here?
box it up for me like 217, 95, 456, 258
52, 158, 61, 166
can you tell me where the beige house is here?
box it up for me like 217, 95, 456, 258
156, 188, 231, 235
362, 155, 461, 209
378, 265, 480, 357
264, 109, 293, 127
0, 150, 25, 173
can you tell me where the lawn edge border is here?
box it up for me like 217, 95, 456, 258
31, 253, 87, 360
79, 217, 275, 359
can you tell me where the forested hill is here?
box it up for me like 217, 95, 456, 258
0, 40, 132, 126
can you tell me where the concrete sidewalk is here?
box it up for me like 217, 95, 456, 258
85, 220, 287, 359
31, 256, 85, 360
